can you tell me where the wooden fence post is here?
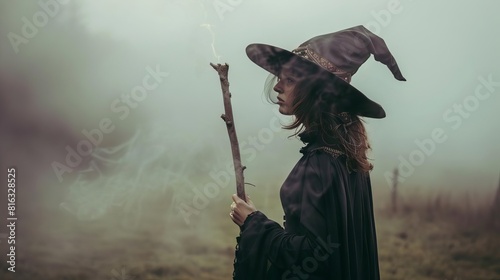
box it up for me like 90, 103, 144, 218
391, 167, 399, 213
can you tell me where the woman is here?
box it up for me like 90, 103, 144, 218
229, 25, 406, 280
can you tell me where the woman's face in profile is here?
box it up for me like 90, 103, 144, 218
274, 68, 299, 116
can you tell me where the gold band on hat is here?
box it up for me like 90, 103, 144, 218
291, 46, 352, 83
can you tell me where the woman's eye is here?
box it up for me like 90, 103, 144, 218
276, 76, 295, 85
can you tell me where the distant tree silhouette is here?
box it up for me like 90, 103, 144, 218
491, 172, 500, 228
391, 167, 399, 213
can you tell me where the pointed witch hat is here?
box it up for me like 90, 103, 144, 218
246, 25, 406, 118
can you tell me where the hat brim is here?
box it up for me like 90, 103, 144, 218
246, 43, 386, 119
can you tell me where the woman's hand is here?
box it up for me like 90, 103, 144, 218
230, 194, 257, 227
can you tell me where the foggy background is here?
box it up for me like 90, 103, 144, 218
1, 0, 499, 279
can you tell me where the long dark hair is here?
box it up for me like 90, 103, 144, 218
265, 72, 373, 172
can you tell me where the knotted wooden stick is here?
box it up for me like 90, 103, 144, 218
210, 63, 246, 202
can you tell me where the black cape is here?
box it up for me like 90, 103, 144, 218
233, 133, 380, 280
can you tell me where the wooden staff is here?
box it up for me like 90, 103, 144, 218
210, 63, 246, 202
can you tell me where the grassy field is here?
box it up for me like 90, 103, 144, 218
1, 180, 499, 280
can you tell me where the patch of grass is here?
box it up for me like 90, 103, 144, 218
1, 182, 499, 280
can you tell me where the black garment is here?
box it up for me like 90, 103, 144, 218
233, 132, 380, 280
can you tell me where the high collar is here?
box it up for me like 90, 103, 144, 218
298, 130, 343, 155
299, 130, 323, 154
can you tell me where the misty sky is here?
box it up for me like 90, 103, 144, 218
1, 0, 499, 195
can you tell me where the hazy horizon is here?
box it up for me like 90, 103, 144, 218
2, 1, 499, 194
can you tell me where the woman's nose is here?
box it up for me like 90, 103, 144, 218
273, 80, 283, 93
